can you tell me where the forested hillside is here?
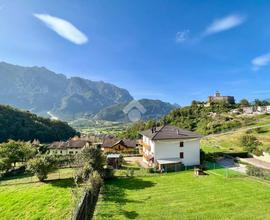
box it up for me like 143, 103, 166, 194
0, 105, 77, 143
120, 102, 256, 139
95, 99, 176, 122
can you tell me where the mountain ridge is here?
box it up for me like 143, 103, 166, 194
0, 61, 176, 122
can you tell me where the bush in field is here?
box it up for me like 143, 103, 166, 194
0, 140, 36, 166
0, 158, 12, 173
240, 135, 263, 156
87, 171, 103, 196
240, 99, 250, 107
102, 166, 114, 180
254, 127, 267, 134
245, 165, 270, 180
246, 165, 263, 177
74, 145, 105, 184
0, 140, 36, 173
77, 146, 105, 173
74, 164, 93, 184
27, 155, 57, 182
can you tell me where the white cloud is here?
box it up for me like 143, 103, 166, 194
34, 13, 88, 45
204, 14, 246, 36
176, 30, 190, 43
252, 53, 270, 70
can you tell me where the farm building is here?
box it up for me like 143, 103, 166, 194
102, 138, 137, 153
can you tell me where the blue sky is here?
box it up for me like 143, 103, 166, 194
1, 0, 270, 105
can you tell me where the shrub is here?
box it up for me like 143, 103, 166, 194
74, 164, 93, 185
0, 157, 12, 174
27, 155, 57, 181
88, 171, 103, 196
76, 146, 105, 173
126, 168, 134, 177
246, 165, 270, 180
147, 167, 155, 173
254, 127, 267, 134
0, 140, 36, 169
102, 166, 114, 180
240, 135, 262, 156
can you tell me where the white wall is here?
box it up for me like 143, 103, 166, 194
153, 139, 200, 166
142, 135, 155, 155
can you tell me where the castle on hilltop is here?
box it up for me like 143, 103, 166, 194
208, 91, 235, 104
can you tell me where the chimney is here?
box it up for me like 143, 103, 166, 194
151, 126, 157, 133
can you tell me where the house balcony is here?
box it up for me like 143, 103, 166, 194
138, 139, 151, 151
143, 151, 154, 161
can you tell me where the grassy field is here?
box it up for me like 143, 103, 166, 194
201, 114, 270, 153
94, 170, 270, 220
0, 168, 77, 220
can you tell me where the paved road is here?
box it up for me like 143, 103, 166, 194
240, 157, 270, 170
217, 158, 247, 174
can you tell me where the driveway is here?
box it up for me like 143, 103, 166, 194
124, 156, 148, 168
217, 158, 247, 174
240, 157, 270, 170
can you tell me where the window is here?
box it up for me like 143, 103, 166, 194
179, 141, 184, 147
69, 151, 73, 154
180, 152, 184, 159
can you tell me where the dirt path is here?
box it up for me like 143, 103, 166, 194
124, 156, 148, 168
203, 122, 270, 139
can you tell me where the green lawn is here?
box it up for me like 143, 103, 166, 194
94, 171, 270, 220
0, 168, 76, 220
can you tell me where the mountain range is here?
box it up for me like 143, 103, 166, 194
0, 62, 176, 122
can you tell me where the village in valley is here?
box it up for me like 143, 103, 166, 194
2, 88, 270, 220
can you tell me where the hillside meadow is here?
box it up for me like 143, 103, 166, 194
201, 114, 270, 153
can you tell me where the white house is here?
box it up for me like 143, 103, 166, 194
242, 106, 255, 114
140, 125, 202, 170
48, 138, 92, 155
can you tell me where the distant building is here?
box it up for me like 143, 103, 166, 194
242, 105, 270, 114
257, 106, 268, 113
48, 137, 92, 155
102, 138, 137, 153
242, 106, 255, 114
208, 91, 235, 104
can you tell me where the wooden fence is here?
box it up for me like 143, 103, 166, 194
73, 188, 100, 220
